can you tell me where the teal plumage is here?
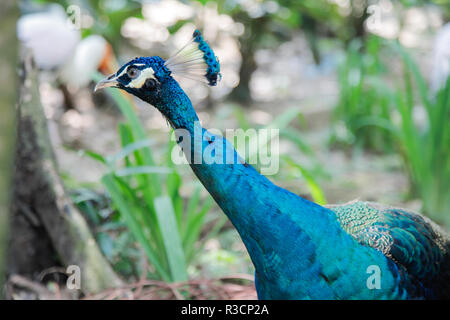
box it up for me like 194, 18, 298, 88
95, 30, 450, 300
329, 201, 450, 299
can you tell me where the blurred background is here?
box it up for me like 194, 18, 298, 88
0, 0, 448, 299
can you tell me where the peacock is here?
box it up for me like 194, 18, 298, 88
95, 30, 450, 300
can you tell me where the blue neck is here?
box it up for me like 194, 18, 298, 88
153, 84, 403, 299
152, 77, 199, 130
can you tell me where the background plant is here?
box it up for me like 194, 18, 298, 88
333, 39, 449, 228
391, 43, 450, 227
232, 106, 327, 205
331, 36, 396, 153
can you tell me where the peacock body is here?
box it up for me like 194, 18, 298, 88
95, 30, 450, 300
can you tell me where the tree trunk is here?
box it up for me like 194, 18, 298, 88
228, 14, 269, 105
8, 52, 123, 295
0, 0, 18, 298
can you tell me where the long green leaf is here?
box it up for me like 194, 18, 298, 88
283, 156, 327, 205
92, 72, 162, 197
102, 174, 170, 281
153, 196, 188, 282
114, 166, 172, 177
108, 139, 155, 164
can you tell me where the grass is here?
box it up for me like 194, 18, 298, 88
333, 38, 449, 228
332, 36, 396, 152
391, 42, 450, 228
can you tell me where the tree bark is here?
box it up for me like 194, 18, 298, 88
8, 52, 123, 295
0, 0, 18, 298
228, 14, 269, 105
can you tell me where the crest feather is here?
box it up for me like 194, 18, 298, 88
165, 30, 221, 86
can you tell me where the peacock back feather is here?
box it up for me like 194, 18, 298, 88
328, 201, 450, 299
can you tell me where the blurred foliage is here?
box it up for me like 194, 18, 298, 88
30, 0, 449, 104
332, 37, 449, 227
392, 43, 449, 227
71, 187, 139, 277
331, 36, 396, 152
231, 105, 327, 204
200, 0, 346, 102
192, 0, 448, 103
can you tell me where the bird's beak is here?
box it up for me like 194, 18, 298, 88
94, 74, 118, 92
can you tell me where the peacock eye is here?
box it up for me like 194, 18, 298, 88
145, 78, 157, 90
127, 66, 140, 79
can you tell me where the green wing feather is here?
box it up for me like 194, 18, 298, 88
328, 201, 450, 298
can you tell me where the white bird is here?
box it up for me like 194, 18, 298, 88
17, 4, 114, 89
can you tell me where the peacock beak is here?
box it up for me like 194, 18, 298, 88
94, 74, 119, 92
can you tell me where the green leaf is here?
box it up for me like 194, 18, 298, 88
188, 213, 227, 262
391, 41, 431, 110
79, 149, 107, 164
283, 156, 327, 205
153, 196, 188, 282
114, 166, 172, 177
109, 139, 155, 164
92, 71, 162, 197
183, 197, 215, 262
246, 107, 303, 160
102, 174, 171, 281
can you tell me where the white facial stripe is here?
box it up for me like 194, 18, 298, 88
116, 67, 128, 79
127, 67, 156, 88
115, 63, 148, 79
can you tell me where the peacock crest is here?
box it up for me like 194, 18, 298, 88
165, 30, 221, 86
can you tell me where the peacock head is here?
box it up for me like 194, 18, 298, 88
94, 30, 221, 110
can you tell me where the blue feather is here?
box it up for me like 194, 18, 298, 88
165, 30, 221, 86
192, 29, 221, 86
